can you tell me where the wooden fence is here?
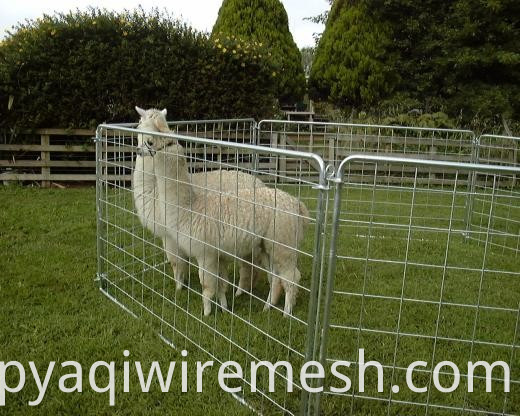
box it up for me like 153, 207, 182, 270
1, 129, 98, 186
1, 128, 518, 187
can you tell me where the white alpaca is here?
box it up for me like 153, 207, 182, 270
144, 135, 308, 317
132, 107, 264, 295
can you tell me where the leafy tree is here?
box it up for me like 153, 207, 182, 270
310, 0, 520, 123
212, 0, 305, 105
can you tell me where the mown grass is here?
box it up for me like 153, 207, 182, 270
0, 185, 250, 415
1, 183, 519, 416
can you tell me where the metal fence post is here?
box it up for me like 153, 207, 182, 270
312, 176, 344, 416
300, 179, 329, 416
95, 126, 106, 290
464, 133, 479, 237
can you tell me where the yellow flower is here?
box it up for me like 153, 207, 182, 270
92, 21, 97, 25
272, 71, 277, 77
217, 43, 222, 49
241, 63, 245, 67
50, 30, 56, 36
222, 47, 227, 53
232, 49, 236, 54
123, 31, 128, 36
259, 42, 263, 47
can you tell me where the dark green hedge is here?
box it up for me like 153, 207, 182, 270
0, 8, 277, 129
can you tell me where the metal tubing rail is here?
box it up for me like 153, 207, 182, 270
258, 119, 476, 136
335, 154, 520, 181
97, 124, 328, 187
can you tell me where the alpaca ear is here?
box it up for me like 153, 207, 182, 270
161, 108, 167, 116
135, 106, 146, 117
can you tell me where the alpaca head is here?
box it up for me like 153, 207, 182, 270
135, 106, 170, 156
135, 106, 169, 132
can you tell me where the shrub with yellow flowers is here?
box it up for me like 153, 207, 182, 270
0, 8, 278, 129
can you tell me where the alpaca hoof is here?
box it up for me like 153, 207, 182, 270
235, 288, 244, 297
219, 296, 228, 311
175, 282, 183, 291
283, 305, 292, 318
203, 302, 212, 317
263, 302, 272, 312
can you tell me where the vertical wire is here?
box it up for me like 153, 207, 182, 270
386, 166, 419, 414
424, 169, 461, 415
349, 162, 379, 415
501, 303, 519, 414
462, 174, 497, 412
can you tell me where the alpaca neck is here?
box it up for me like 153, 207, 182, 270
133, 155, 155, 197
154, 150, 192, 217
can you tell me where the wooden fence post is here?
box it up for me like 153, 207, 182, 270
279, 133, 287, 176
41, 134, 50, 188
430, 145, 437, 181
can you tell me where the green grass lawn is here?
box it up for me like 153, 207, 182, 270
1, 184, 519, 416
0, 185, 251, 415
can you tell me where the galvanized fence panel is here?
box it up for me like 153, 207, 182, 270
316, 155, 520, 416
95, 119, 519, 416
96, 122, 329, 415
257, 120, 476, 186
467, 134, 520, 253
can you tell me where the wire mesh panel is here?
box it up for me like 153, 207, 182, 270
96, 123, 328, 415
468, 135, 520, 253
257, 120, 476, 186
477, 135, 520, 168
95, 117, 520, 416
168, 118, 257, 145
316, 156, 520, 416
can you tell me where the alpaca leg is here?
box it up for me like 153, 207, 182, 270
217, 262, 229, 311
236, 249, 266, 297
280, 268, 301, 318
198, 258, 219, 317
164, 236, 188, 291
236, 259, 253, 297
263, 274, 283, 311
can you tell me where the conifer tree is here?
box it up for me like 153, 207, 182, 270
212, 0, 305, 104
310, 0, 520, 122
309, 0, 396, 107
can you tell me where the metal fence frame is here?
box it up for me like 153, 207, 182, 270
96, 121, 330, 415
95, 120, 519, 415
314, 155, 520, 416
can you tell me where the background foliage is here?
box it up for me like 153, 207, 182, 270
0, 8, 277, 129
309, 0, 520, 126
212, 0, 305, 105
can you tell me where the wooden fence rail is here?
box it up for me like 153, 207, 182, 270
1, 128, 518, 187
